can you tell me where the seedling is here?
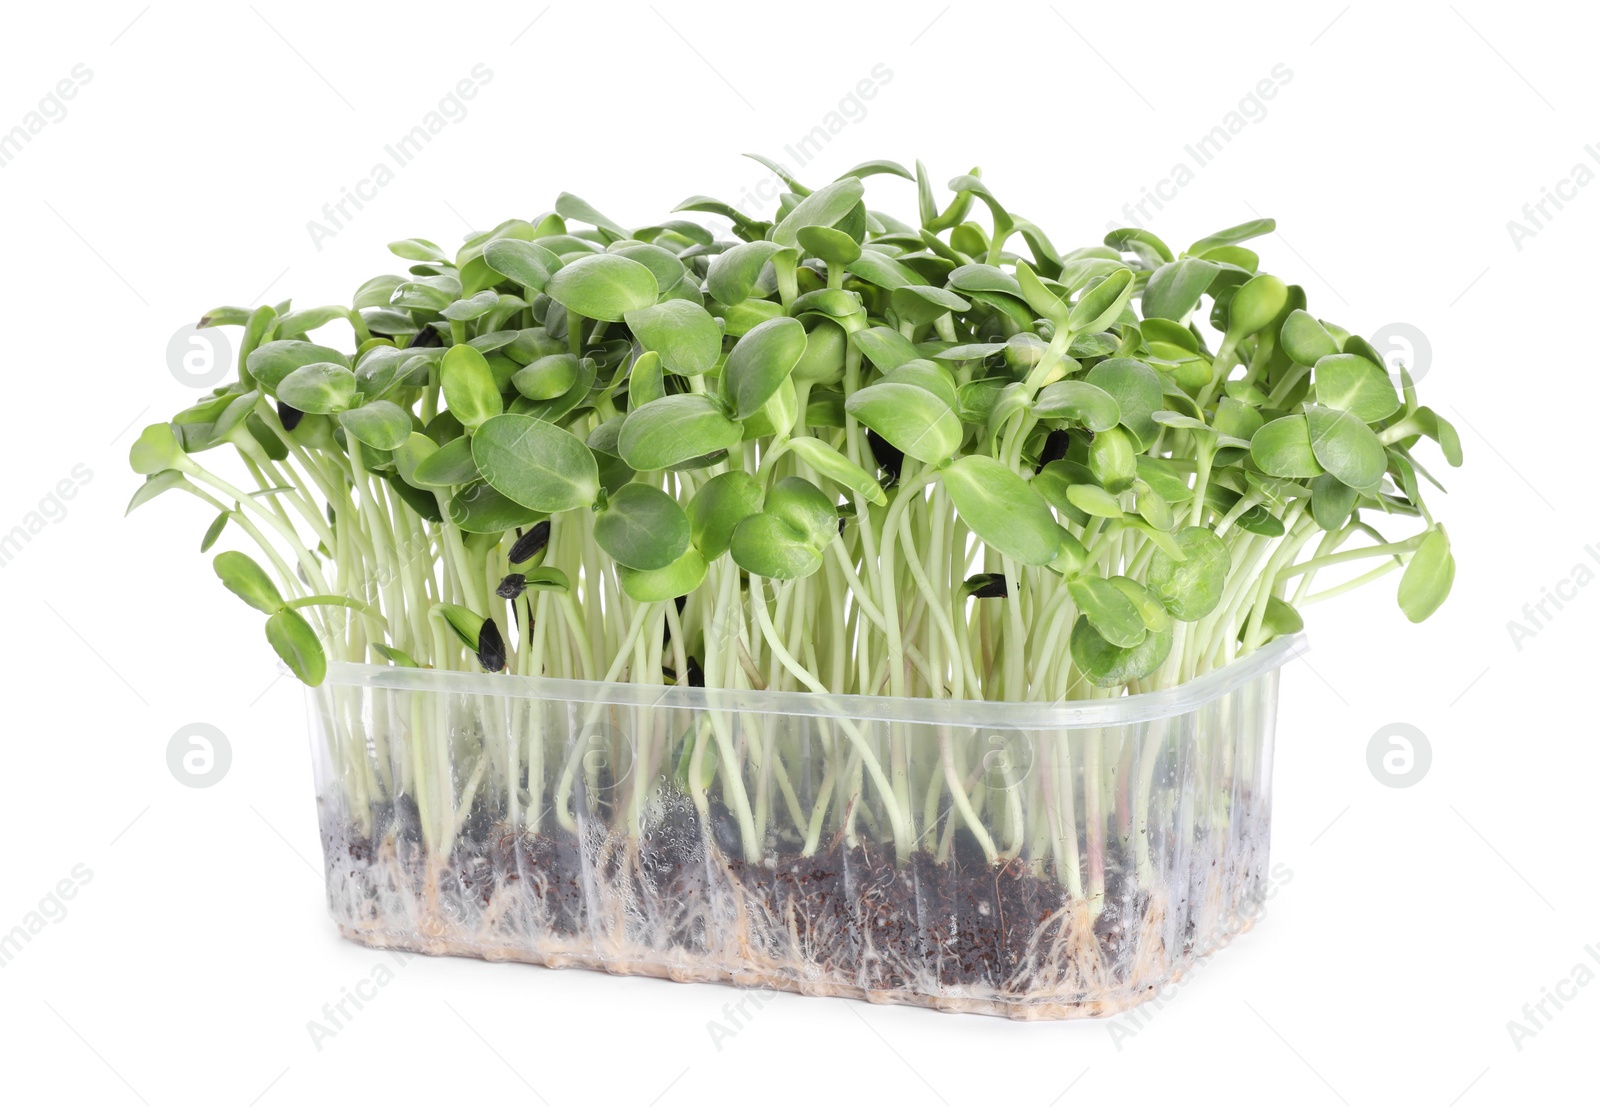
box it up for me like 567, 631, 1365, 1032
131, 158, 1461, 1016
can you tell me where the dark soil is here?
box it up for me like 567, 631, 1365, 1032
330, 796, 1135, 992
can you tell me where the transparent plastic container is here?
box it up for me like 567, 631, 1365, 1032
306, 634, 1302, 1019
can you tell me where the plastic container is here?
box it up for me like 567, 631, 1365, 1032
306, 633, 1302, 1019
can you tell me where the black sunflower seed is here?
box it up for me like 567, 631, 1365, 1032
1037, 429, 1071, 471
508, 520, 552, 564
965, 572, 1008, 599
496, 574, 527, 600
476, 618, 506, 672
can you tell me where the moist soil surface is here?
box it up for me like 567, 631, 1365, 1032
331, 793, 1144, 993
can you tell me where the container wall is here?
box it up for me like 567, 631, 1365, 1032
308, 660, 1284, 1018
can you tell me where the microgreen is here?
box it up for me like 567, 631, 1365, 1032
131, 157, 1463, 864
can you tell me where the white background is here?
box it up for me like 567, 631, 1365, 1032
1, 2, 1594, 1109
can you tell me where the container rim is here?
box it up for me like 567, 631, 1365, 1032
321, 633, 1307, 730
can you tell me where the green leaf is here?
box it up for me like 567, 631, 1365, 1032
442, 290, 500, 322
1085, 358, 1163, 447
393, 431, 438, 487
750, 374, 801, 440
765, 477, 836, 548
730, 478, 837, 580
372, 643, 421, 669
942, 456, 1062, 566
448, 481, 545, 534
1068, 268, 1135, 334
483, 238, 560, 292
1280, 309, 1339, 366
1110, 576, 1170, 632
851, 326, 921, 374
1398, 525, 1455, 622
277, 362, 356, 414
1048, 531, 1090, 577
206, 393, 258, 444
1237, 504, 1286, 536
706, 240, 781, 305
722, 316, 806, 419
472, 414, 599, 513
947, 173, 1010, 235
386, 473, 442, 521
730, 512, 825, 579
793, 321, 847, 386
555, 191, 627, 239
688, 471, 765, 560
197, 305, 252, 328
1070, 615, 1172, 687
1140, 257, 1220, 322
126, 469, 193, 513
1188, 217, 1275, 256
1089, 426, 1137, 490
513, 353, 581, 402
619, 548, 709, 602
715, 297, 786, 337
1147, 526, 1231, 620
214, 551, 284, 614
246, 340, 348, 392
1213, 396, 1264, 442
790, 288, 866, 331
594, 483, 691, 570
843, 250, 920, 290
1154, 410, 1210, 434
787, 436, 886, 505
339, 401, 413, 452
938, 341, 1008, 363
545, 253, 658, 322
948, 264, 1024, 298
771, 177, 865, 247
624, 350, 662, 409
129, 424, 186, 475
435, 603, 485, 651
1313, 353, 1401, 424
1033, 380, 1120, 431
389, 237, 446, 262
797, 225, 861, 266
618, 395, 744, 471
673, 195, 768, 239
1306, 404, 1386, 489
1104, 227, 1174, 268
1413, 407, 1464, 468
441, 344, 503, 431
1066, 483, 1124, 520
521, 567, 571, 593
277, 305, 351, 337
1310, 473, 1360, 531
838, 158, 913, 182
1224, 274, 1288, 340
390, 275, 460, 311
845, 381, 963, 465
411, 436, 480, 488
351, 277, 402, 312
915, 159, 939, 228
1136, 457, 1196, 503
1261, 596, 1305, 638
1069, 577, 1147, 648
879, 360, 958, 411
890, 285, 969, 328
625, 299, 724, 375
1014, 259, 1068, 325
265, 609, 326, 686
1251, 415, 1324, 478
